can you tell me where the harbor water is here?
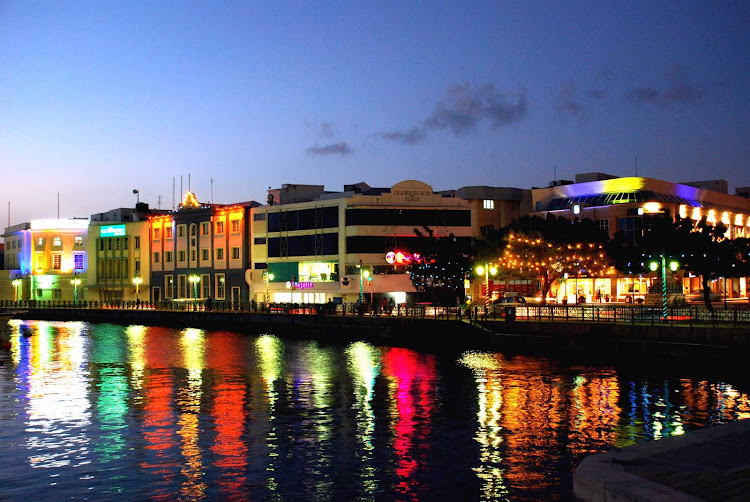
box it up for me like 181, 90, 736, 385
0, 320, 748, 501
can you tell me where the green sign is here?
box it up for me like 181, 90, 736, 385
101, 224, 126, 237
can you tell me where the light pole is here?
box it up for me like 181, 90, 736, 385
475, 263, 497, 310
133, 276, 143, 301
264, 271, 274, 306
649, 254, 678, 320
359, 261, 365, 304
189, 275, 200, 301
71, 275, 81, 305
12, 279, 21, 302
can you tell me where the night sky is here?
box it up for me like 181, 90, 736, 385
1, 1, 748, 226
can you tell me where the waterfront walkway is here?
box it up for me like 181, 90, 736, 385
574, 418, 750, 501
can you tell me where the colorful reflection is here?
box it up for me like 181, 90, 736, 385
382, 347, 438, 501
255, 334, 283, 494
345, 341, 381, 498
207, 331, 248, 499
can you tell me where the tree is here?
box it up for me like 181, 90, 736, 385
407, 227, 471, 305
478, 214, 612, 305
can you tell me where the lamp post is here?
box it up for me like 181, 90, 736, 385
264, 271, 274, 306
189, 275, 200, 301
70, 275, 81, 305
12, 279, 21, 302
132, 276, 143, 301
475, 263, 497, 310
359, 261, 365, 304
649, 254, 678, 321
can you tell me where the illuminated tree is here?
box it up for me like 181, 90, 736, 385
489, 215, 612, 304
407, 227, 471, 305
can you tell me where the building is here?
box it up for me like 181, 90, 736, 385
530, 174, 750, 302
86, 203, 168, 303
249, 180, 514, 306
2, 218, 90, 302
149, 192, 260, 305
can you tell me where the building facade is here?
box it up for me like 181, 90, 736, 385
149, 192, 259, 305
530, 174, 750, 302
2, 219, 90, 302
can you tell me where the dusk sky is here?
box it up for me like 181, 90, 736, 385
2, 1, 749, 227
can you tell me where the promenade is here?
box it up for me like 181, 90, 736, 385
574, 418, 750, 501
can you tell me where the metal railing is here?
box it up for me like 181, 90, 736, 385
2, 300, 749, 327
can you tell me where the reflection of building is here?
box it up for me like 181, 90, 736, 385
149, 192, 260, 305
531, 174, 750, 302
249, 180, 525, 304
87, 203, 167, 302
2, 219, 89, 301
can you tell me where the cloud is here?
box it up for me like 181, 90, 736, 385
556, 82, 585, 118
305, 120, 335, 138
306, 142, 353, 156
425, 83, 527, 134
376, 127, 427, 145
626, 64, 705, 105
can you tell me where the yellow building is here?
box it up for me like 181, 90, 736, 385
2, 219, 89, 302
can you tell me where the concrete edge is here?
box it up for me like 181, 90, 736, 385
574, 419, 750, 502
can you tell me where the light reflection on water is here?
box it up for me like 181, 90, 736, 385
0, 321, 749, 501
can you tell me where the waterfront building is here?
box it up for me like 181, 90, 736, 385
248, 180, 526, 306
530, 173, 750, 302
86, 203, 167, 303
149, 192, 260, 305
2, 218, 90, 302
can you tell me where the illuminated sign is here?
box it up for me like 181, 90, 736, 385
385, 251, 422, 265
101, 224, 126, 237
286, 281, 314, 289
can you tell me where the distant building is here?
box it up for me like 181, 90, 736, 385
149, 192, 260, 305
530, 174, 750, 303
2, 219, 90, 302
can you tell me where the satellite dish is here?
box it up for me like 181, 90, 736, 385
133, 189, 139, 194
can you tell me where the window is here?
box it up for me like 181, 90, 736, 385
190, 249, 197, 262
253, 212, 266, 221
134, 236, 140, 249
99, 240, 105, 251
231, 219, 241, 233
37, 237, 43, 246
216, 248, 224, 260
483, 199, 494, 210
135, 260, 140, 273
178, 275, 187, 298
596, 219, 610, 233
165, 275, 174, 298
123, 238, 128, 250
231, 247, 240, 260
177, 225, 186, 237
35, 252, 44, 271
166, 227, 173, 239
190, 224, 197, 236
74, 253, 84, 270
216, 274, 226, 299
53, 289, 62, 300
216, 221, 225, 234
153, 228, 160, 240
154, 252, 160, 263
178, 250, 186, 262
108, 240, 113, 250
201, 222, 210, 235
201, 274, 210, 298
573, 204, 581, 215
74, 236, 83, 246
254, 237, 267, 245
52, 253, 62, 270
201, 248, 209, 260
165, 251, 173, 263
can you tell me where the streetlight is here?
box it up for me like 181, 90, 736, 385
263, 271, 274, 305
189, 275, 200, 301
133, 276, 143, 300
12, 279, 21, 302
70, 275, 81, 305
476, 263, 498, 310
649, 254, 678, 320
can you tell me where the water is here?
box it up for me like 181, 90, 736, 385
0, 320, 748, 501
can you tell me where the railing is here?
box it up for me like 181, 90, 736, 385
2, 300, 750, 327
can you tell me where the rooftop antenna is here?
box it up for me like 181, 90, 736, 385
8, 201, 10, 228
133, 189, 140, 205
172, 177, 176, 210
158, 195, 162, 209
210, 178, 214, 204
